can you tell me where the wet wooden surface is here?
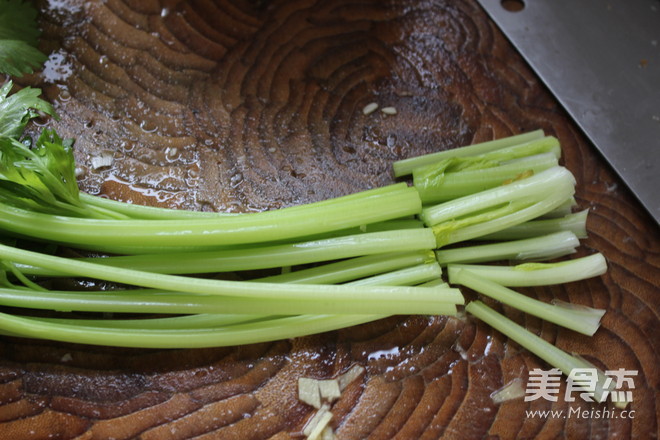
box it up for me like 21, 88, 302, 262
3, 0, 659, 438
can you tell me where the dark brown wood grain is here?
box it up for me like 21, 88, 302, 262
4, 0, 658, 439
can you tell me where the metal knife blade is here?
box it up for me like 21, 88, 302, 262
477, 0, 660, 224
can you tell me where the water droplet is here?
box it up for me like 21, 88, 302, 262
32, 115, 50, 127
386, 134, 397, 148
230, 173, 243, 187
120, 141, 136, 152
164, 146, 179, 162
57, 86, 71, 102
187, 167, 200, 180
140, 121, 158, 133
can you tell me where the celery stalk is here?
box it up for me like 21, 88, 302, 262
452, 269, 604, 336
0, 263, 458, 316
0, 243, 458, 312
0, 261, 458, 347
426, 168, 577, 246
477, 210, 588, 241
421, 167, 575, 227
33, 313, 269, 330
17, 229, 436, 276
435, 231, 580, 265
446, 254, 607, 287
0, 184, 422, 251
393, 130, 546, 177
256, 250, 435, 284
465, 301, 619, 406
0, 312, 384, 348
414, 152, 559, 204
1, 261, 454, 317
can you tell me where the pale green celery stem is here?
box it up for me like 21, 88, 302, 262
2, 262, 458, 317
0, 312, 384, 348
25, 259, 453, 331
83, 203, 133, 220
2, 261, 46, 291
345, 263, 444, 288
260, 218, 426, 246
452, 269, 604, 336
427, 167, 577, 246
418, 278, 449, 287
62, 218, 426, 256
307, 218, 424, 241
478, 210, 588, 241
78, 182, 406, 220
7, 251, 440, 324
257, 250, 436, 284
541, 197, 577, 218
45, 198, 119, 220
0, 183, 421, 250
465, 301, 617, 405
358, 219, 424, 231
0, 286, 453, 315
34, 313, 270, 329
421, 167, 576, 226
415, 153, 559, 204
82, 192, 425, 232
17, 229, 437, 276
393, 130, 546, 177
0, 243, 458, 314
440, 186, 574, 246
79, 193, 237, 220
447, 254, 607, 287
0, 264, 462, 340
472, 136, 560, 162
435, 231, 580, 265
348, 262, 447, 291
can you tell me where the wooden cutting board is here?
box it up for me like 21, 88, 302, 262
4, 0, 658, 438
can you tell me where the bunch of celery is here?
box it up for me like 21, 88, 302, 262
395, 131, 615, 404
0, 87, 606, 351
0, 79, 471, 348
0, 0, 622, 418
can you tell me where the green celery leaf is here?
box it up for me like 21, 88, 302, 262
32, 128, 80, 204
0, 0, 47, 76
0, 0, 41, 45
0, 81, 57, 139
0, 39, 47, 76
0, 82, 84, 217
0, 136, 61, 210
0, 133, 82, 216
